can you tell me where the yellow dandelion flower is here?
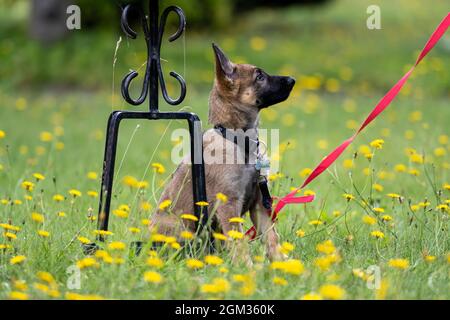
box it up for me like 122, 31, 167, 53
253, 255, 264, 263
388, 258, 409, 269
216, 192, 228, 203
93, 230, 113, 236
77, 236, 91, 244
180, 230, 194, 240
4, 232, 17, 240
151, 162, 165, 174
69, 189, 82, 197
316, 240, 336, 255
9, 291, 28, 300
87, 191, 98, 198
136, 181, 148, 189
143, 271, 163, 284
438, 134, 448, 145
394, 164, 407, 173
150, 233, 167, 243
87, 171, 98, 180
38, 230, 50, 238
0, 223, 20, 232
280, 242, 295, 255
171, 242, 181, 250
180, 214, 198, 222
419, 201, 430, 208
319, 284, 345, 300
381, 215, 393, 222
343, 159, 354, 169
272, 276, 288, 286
123, 175, 138, 188
76, 257, 99, 269
250, 36, 266, 51
95, 249, 110, 258
434, 147, 446, 157
128, 227, 140, 234
304, 190, 316, 196
0, 130, 5, 139
146, 257, 164, 268
40, 131, 53, 142
343, 193, 355, 201
370, 230, 385, 239
31, 212, 44, 223
228, 230, 244, 240
200, 278, 230, 294
370, 139, 384, 149
299, 168, 312, 178
424, 255, 436, 262
21, 181, 35, 192
373, 207, 385, 213
55, 142, 64, 151
410, 153, 424, 164
373, 183, 384, 192
53, 194, 64, 202
213, 232, 228, 241
108, 241, 126, 251
387, 193, 401, 199
141, 219, 151, 226
296, 229, 305, 237
229, 217, 245, 223
33, 173, 45, 181
164, 236, 177, 244
270, 259, 304, 276
308, 219, 323, 226
112, 209, 128, 218
65, 292, 104, 300
186, 258, 204, 269
204, 255, 223, 266
219, 267, 229, 274
159, 199, 172, 210
10, 255, 26, 265
195, 201, 209, 207
37, 271, 55, 284
301, 293, 322, 300
140, 201, 152, 211
13, 280, 28, 291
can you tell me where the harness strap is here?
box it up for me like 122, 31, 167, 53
214, 124, 273, 213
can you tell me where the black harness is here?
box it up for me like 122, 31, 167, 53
214, 125, 273, 210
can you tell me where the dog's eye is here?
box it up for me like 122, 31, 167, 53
256, 73, 265, 81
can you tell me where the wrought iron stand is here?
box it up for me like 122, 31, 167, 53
96, 0, 208, 242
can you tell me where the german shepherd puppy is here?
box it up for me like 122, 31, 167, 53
150, 43, 295, 261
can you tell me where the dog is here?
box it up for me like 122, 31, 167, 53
150, 43, 295, 262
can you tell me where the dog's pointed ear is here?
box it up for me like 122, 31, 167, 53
212, 43, 235, 82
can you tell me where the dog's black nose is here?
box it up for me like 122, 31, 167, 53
286, 77, 296, 87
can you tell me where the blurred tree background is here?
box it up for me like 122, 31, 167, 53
0, 0, 447, 95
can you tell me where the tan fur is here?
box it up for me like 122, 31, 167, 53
150, 46, 285, 262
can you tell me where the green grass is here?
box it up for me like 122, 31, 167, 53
0, 0, 449, 300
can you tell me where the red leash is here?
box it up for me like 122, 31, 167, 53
246, 13, 450, 240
